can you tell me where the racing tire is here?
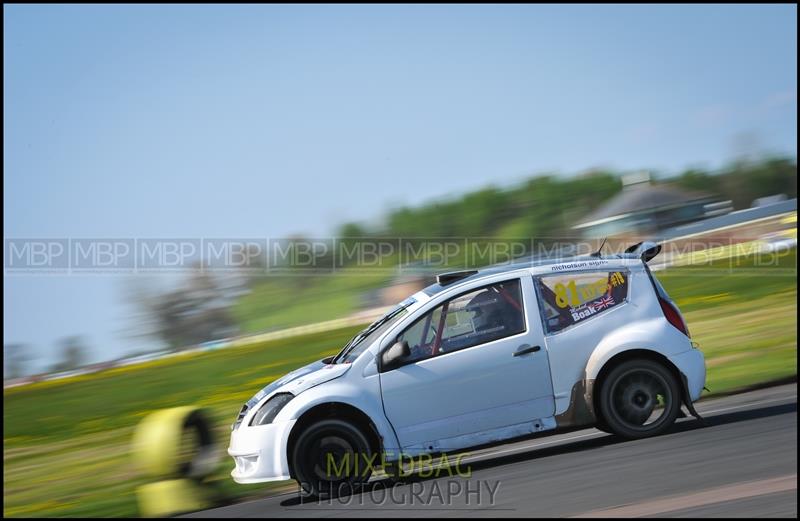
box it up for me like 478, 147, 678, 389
598, 359, 681, 440
291, 419, 373, 498
593, 419, 614, 434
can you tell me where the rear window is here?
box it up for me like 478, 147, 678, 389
536, 270, 629, 333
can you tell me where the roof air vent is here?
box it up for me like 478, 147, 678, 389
436, 270, 478, 286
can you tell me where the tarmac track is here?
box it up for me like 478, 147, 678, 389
188, 383, 797, 518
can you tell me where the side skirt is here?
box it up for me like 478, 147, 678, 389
400, 417, 558, 457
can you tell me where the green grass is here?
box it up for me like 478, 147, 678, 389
3, 325, 362, 518
232, 272, 393, 332
3, 249, 796, 517
655, 247, 797, 393
656, 247, 797, 313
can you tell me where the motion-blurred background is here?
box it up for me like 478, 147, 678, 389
3, 4, 797, 517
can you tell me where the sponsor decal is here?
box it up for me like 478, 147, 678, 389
549, 260, 609, 272
569, 295, 616, 322
539, 270, 628, 333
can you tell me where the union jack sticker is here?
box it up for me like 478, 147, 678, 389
593, 295, 615, 310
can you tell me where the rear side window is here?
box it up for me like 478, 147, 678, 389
536, 270, 629, 333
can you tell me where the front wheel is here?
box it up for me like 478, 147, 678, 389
598, 359, 681, 439
291, 419, 373, 498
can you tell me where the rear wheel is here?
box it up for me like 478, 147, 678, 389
291, 419, 373, 498
599, 359, 681, 439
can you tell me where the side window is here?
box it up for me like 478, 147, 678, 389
536, 270, 629, 334
396, 279, 526, 364
396, 306, 443, 363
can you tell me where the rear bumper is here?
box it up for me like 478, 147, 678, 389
228, 419, 295, 483
669, 348, 706, 402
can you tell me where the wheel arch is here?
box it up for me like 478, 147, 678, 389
286, 401, 383, 478
587, 348, 685, 423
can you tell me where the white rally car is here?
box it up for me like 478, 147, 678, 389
229, 242, 706, 495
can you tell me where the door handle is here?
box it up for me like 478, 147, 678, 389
513, 344, 541, 357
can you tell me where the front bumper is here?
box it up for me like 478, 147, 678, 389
228, 419, 296, 483
669, 348, 706, 402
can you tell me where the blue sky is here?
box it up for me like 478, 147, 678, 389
4, 4, 797, 372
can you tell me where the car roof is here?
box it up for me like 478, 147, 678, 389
422, 253, 640, 297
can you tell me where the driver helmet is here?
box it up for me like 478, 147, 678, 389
465, 290, 503, 332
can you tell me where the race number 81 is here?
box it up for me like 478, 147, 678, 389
554, 278, 610, 308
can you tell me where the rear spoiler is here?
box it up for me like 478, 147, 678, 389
624, 241, 662, 263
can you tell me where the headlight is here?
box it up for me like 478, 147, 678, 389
250, 393, 294, 426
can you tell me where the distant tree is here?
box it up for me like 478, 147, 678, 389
4, 343, 31, 379
51, 336, 89, 373
740, 157, 797, 204
240, 242, 267, 285
338, 222, 368, 238
381, 158, 796, 243
134, 271, 240, 351
712, 157, 797, 209
673, 169, 719, 195
383, 170, 626, 244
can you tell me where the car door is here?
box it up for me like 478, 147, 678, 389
378, 276, 555, 454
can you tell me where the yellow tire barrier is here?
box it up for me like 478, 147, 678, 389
136, 479, 213, 518
131, 406, 221, 517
